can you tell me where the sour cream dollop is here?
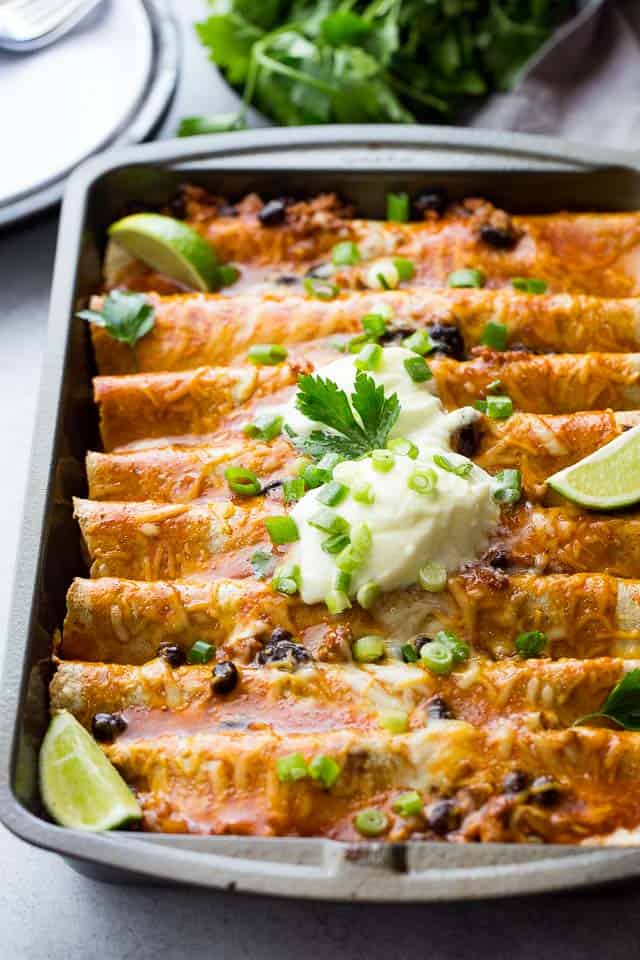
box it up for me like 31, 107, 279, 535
283, 346, 500, 606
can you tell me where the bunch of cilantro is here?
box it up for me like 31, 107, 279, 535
179, 0, 574, 135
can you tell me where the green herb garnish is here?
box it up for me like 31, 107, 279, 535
433, 453, 473, 478
575, 669, 640, 731
291, 370, 400, 461
183, 3, 570, 133
77, 291, 155, 367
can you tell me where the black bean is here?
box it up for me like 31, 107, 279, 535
502, 770, 530, 794
530, 775, 561, 806
488, 549, 510, 571
429, 323, 465, 361
426, 799, 460, 835
211, 661, 239, 694
258, 198, 293, 226
414, 635, 432, 655
156, 643, 186, 667
305, 262, 334, 280
479, 224, 518, 250
257, 635, 311, 667
275, 274, 300, 286
427, 696, 453, 720
455, 422, 480, 459
92, 712, 127, 743
414, 188, 448, 219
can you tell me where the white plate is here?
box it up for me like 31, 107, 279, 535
0, 0, 178, 225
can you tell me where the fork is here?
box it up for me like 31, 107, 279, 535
0, 0, 104, 52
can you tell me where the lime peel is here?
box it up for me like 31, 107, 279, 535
108, 213, 224, 292
547, 424, 640, 510
39, 711, 141, 831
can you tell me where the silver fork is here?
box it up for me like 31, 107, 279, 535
0, 0, 104, 52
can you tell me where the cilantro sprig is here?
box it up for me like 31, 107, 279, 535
289, 370, 400, 461
77, 291, 155, 368
181, 1, 573, 134
575, 669, 640, 732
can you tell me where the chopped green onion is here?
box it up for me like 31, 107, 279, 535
219, 264, 240, 287
371, 449, 394, 472
404, 355, 433, 382
373, 264, 397, 290
187, 640, 216, 664
361, 312, 388, 338
325, 589, 351, 614
321, 532, 351, 555
353, 634, 385, 663
250, 549, 273, 579
403, 329, 434, 355
336, 540, 368, 573
333, 569, 352, 593
354, 342, 382, 371
493, 468, 522, 504
420, 640, 454, 675
276, 753, 308, 783
351, 523, 372, 556
379, 709, 409, 734
480, 320, 508, 351
293, 456, 312, 476
515, 630, 547, 658
347, 332, 372, 354
475, 395, 513, 419
511, 277, 548, 294
332, 241, 360, 266
353, 481, 375, 505
247, 343, 288, 365
408, 468, 438, 495
433, 453, 473, 478
317, 452, 343, 473
356, 580, 380, 609
447, 268, 485, 289
225, 466, 261, 496
265, 515, 299, 545
308, 754, 341, 789
392, 791, 423, 818
435, 629, 469, 664
303, 464, 331, 489
308, 508, 349, 536
401, 643, 419, 663
317, 480, 348, 507
387, 192, 410, 222
354, 808, 389, 837
242, 413, 283, 441
394, 257, 415, 282
272, 563, 301, 596
388, 436, 418, 460
283, 477, 305, 503
304, 277, 339, 301
419, 561, 447, 592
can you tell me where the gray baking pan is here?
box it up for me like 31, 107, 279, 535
3, 126, 640, 900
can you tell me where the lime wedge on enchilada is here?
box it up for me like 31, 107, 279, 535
547, 424, 640, 510
39, 711, 141, 831
108, 213, 220, 291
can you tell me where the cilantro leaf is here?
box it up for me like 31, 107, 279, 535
185, 1, 573, 133
292, 371, 400, 461
77, 291, 155, 362
576, 669, 640, 732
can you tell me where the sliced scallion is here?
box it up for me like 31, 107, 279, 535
247, 343, 288, 365
317, 480, 348, 507
354, 342, 382, 371
447, 268, 485, 289
356, 580, 380, 609
511, 276, 548, 294
308, 754, 341, 789
276, 753, 308, 783
187, 640, 216, 665
332, 241, 360, 266
371, 449, 394, 472
480, 320, 508, 351
408, 468, 438, 495
392, 791, 423, 818
403, 329, 434, 356
353, 635, 385, 663
265, 515, 299, 545
304, 277, 339, 301
354, 808, 389, 837
418, 561, 447, 592
493, 468, 522, 504
387, 192, 410, 222
388, 436, 418, 459
225, 466, 261, 496
404, 354, 432, 382
325, 589, 351, 614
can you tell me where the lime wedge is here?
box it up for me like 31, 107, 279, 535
547, 424, 640, 510
108, 213, 220, 291
39, 711, 141, 831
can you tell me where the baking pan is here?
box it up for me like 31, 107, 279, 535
4, 126, 640, 900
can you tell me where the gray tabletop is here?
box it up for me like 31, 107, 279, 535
2, 2, 640, 956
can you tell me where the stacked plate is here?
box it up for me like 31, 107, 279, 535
0, 0, 178, 227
